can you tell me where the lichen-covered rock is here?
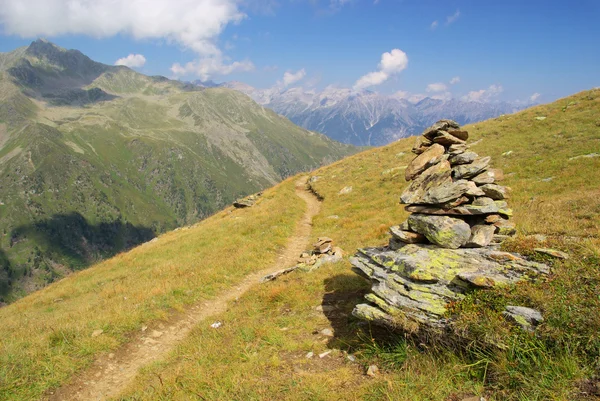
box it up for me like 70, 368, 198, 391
408, 214, 471, 249
400, 161, 452, 204
405, 143, 446, 181
351, 245, 549, 329
503, 306, 544, 332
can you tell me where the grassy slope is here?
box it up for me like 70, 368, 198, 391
0, 51, 356, 301
0, 89, 598, 400
115, 89, 599, 400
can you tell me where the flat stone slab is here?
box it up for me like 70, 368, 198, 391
351, 244, 549, 330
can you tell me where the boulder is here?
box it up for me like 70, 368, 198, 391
351, 245, 549, 329
408, 214, 471, 249
405, 144, 446, 181
400, 161, 452, 205
418, 180, 475, 205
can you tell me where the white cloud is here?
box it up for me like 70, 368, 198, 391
462, 84, 504, 102
393, 90, 410, 99
430, 20, 438, 30
353, 49, 408, 90
530, 92, 541, 102
170, 57, 254, 80
280, 69, 306, 87
426, 82, 447, 92
0, 0, 251, 79
114, 54, 146, 68
450, 76, 460, 85
446, 10, 460, 25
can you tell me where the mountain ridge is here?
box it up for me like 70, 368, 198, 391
216, 81, 528, 146
0, 40, 356, 301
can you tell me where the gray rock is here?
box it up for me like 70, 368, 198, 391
480, 184, 510, 200
400, 161, 452, 205
503, 306, 543, 332
534, 248, 569, 260
449, 151, 478, 165
408, 214, 471, 249
412, 136, 433, 155
452, 156, 491, 180
351, 245, 549, 329
465, 225, 496, 248
418, 179, 474, 205
432, 130, 467, 146
472, 168, 504, 185
405, 198, 503, 216
405, 144, 446, 181
448, 143, 469, 155
339, 186, 353, 195
389, 225, 427, 244
423, 119, 460, 140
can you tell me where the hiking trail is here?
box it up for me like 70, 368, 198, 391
47, 177, 321, 401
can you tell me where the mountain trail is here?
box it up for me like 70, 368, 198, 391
46, 176, 321, 401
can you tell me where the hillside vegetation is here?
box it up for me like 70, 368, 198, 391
0, 40, 356, 301
0, 89, 599, 400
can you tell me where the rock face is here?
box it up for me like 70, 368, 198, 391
351, 119, 549, 331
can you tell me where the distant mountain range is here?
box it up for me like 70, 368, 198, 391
0, 40, 355, 301
210, 82, 527, 146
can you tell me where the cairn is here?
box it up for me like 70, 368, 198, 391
351, 120, 549, 331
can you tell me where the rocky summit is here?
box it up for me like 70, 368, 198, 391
351, 119, 549, 331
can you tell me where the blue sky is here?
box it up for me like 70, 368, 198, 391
0, 0, 599, 103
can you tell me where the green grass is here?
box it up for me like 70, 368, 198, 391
1, 89, 599, 400
116, 89, 600, 400
0, 178, 305, 400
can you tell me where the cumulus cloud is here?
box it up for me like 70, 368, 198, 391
426, 82, 448, 92
115, 54, 146, 68
462, 84, 504, 102
353, 49, 408, 90
171, 57, 254, 81
450, 76, 460, 85
280, 69, 306, 87
0, 0, 251, 79
530, 93, 541, 102
446, 10, 460, 25
430, 20, 438, 30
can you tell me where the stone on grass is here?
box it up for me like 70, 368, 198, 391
503, 306, 543, 332
534, 248, 569, 260
366, 365, 380, 377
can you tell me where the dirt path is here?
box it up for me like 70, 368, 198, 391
48, 177, 321, 401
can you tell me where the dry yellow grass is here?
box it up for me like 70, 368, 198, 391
1, 89, 599, 400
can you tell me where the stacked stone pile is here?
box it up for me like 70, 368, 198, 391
395, 119, 515, 249
298, 237, 344, 269
351, 120, 549, 331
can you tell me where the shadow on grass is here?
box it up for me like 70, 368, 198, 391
322, 273, 395, 348
10, 212, 155, 270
